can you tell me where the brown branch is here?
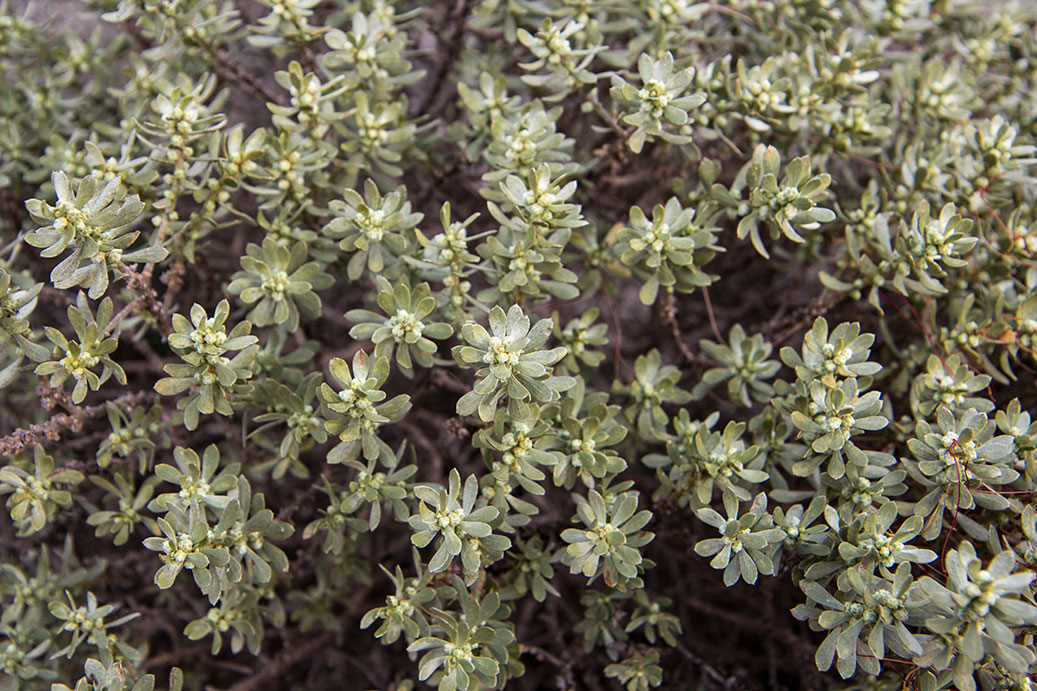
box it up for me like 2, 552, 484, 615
0, 186, 28, 231
660, 291, 712, 366
414, 0, 473, 118
298, 43, 320, 76
227, 632, 334, 691
399, 417, 445, 480
275, 470, 328, 523
587, 89, 628, 140
661, 290, 695, 363
673, 642, 735, 688
40, 286, 75, 307
429, 366, 471, 395
120, 263, 172, 338
683, 596, 817, 659
194, 41, 286, 107
160, 259, 186, 313
0, 389, 152, 457
123, 19, 284, 107
701, 286, 723, 342
519, 644, 575, 690
764, 290, 842, 346
103, 298, 141, 338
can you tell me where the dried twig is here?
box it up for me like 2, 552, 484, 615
415, 0, 474, 118
683, 596, 817, 659
227, 632, 334, 691
660, 291, 713, 366
120, 263, 172, 338
519, 644, 575, 690
196, 41, 285, 107
0, 389, 152, 457
673, 642, 735, 688
764, 290, 842, 345
701, 286, 723, 342
660, 290, 695, 363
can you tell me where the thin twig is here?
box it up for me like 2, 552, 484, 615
519, 644, 575, 690
701, 286, 723, 342
399, 418, 445, 479
765, 290, 841, 345
227, 632, 334, 691
415, 0, 473, 118
103, 299, 141, 338
0, 390, 152, 457
683, 597, 817, 659
660, 291, 696, 364
602, 289, 631, 379
120, 263, 172, 338
673, 642, 733, 688
202, 42, 285, 106
587, 89, 628, 140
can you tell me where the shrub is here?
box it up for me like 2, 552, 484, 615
1, 1, 1037, 690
